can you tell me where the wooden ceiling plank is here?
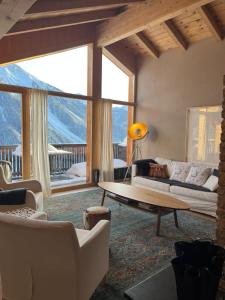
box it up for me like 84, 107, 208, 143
0, 0, 38, 40
198, 5, 224, 41
26, 0, 144, 15
96, 0, 214, 47
8, 10, 117, 36
162, 19, 189, 50
135, 32, 160, 59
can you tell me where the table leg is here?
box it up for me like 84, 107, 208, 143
156, 208, 161, 236
174, 209, 179, 228
101, 190, 106, 206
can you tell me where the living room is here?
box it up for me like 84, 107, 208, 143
0, 1, 225, 300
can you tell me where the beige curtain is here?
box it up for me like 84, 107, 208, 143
30, 89, 51, 199
99, 101, 114, 182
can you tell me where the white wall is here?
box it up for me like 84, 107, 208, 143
136, 38, 225, 161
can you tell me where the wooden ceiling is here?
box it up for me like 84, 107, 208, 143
121, 0, 225, 58
0, 0, 225, 67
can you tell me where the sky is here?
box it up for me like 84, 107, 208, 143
17, 46, 129, 101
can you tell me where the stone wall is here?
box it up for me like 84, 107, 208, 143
216, 75, 225, 290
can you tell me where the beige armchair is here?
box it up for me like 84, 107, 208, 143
0, 166, 43, 211
0, 213, 110, 300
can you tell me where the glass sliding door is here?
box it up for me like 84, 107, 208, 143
48, 95, 88, 188
0, 91, 23, 180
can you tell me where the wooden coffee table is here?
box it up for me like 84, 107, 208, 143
98, 182, 190, 236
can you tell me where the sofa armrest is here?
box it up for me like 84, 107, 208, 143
3, 180, 42, 194
25, 190, 38, 210
78, 220, 110, 299
132, 164, 137, 178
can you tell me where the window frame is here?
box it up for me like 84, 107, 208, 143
186, 104, 222, 165
0, 44, 136, 192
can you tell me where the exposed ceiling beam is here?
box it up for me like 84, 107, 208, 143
135, 32, 160, 59
26, 0, 144, 17
96, 0, 214, 47
198, 5, 223, 41
0, 0, 38, 40
7, 10, 117, 36
162, 20, 189, 50
104, 43, 136, 75
0, 23, 95, 66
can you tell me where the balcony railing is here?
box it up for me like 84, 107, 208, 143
0, 143, 127, 179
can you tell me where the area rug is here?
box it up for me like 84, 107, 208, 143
46, 188, 216, 300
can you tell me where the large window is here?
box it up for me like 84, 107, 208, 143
187, 106, 222, 165
0, 46, 90, 189
102, 55, 129, 101
102, 54, 132, 166
0, 91, 23, 180
0, 45, 135, 190
8, 47, 88, 95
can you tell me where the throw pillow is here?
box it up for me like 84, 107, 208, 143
149, 163, 168, 178
0, 188, 27, 205
155, 157, 173, 177
170, 162, 191, 182
185, 166, 211, 186
203, 175, 218, 192
134, 159, 157, 176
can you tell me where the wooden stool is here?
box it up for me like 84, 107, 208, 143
83, 206, 111, 230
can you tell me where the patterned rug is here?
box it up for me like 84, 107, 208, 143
46, 188, 217, 300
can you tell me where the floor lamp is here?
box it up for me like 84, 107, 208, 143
124, 123, 149, 181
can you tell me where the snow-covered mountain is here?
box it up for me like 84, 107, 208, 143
0, 64, 128, 144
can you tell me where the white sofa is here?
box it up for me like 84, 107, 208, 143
132, 157, 218, 217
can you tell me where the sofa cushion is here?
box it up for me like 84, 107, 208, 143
155, 157, 173, 177
144, 177, 210, 192
170, 185, 217, 203
185, 166, 211, 186
170, 162, 191, 182
134, 159, 157, 176
132, 176, 170, 192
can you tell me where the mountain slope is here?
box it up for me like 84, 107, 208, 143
0, 64, 128, 144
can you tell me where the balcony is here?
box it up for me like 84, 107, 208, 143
0, 143, 127, 187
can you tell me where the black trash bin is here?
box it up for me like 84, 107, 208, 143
171, 240, 225, 300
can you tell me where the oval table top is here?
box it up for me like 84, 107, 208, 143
98, 182, 190, 210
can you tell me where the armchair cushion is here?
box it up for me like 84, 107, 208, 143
0, 188, 27, 205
